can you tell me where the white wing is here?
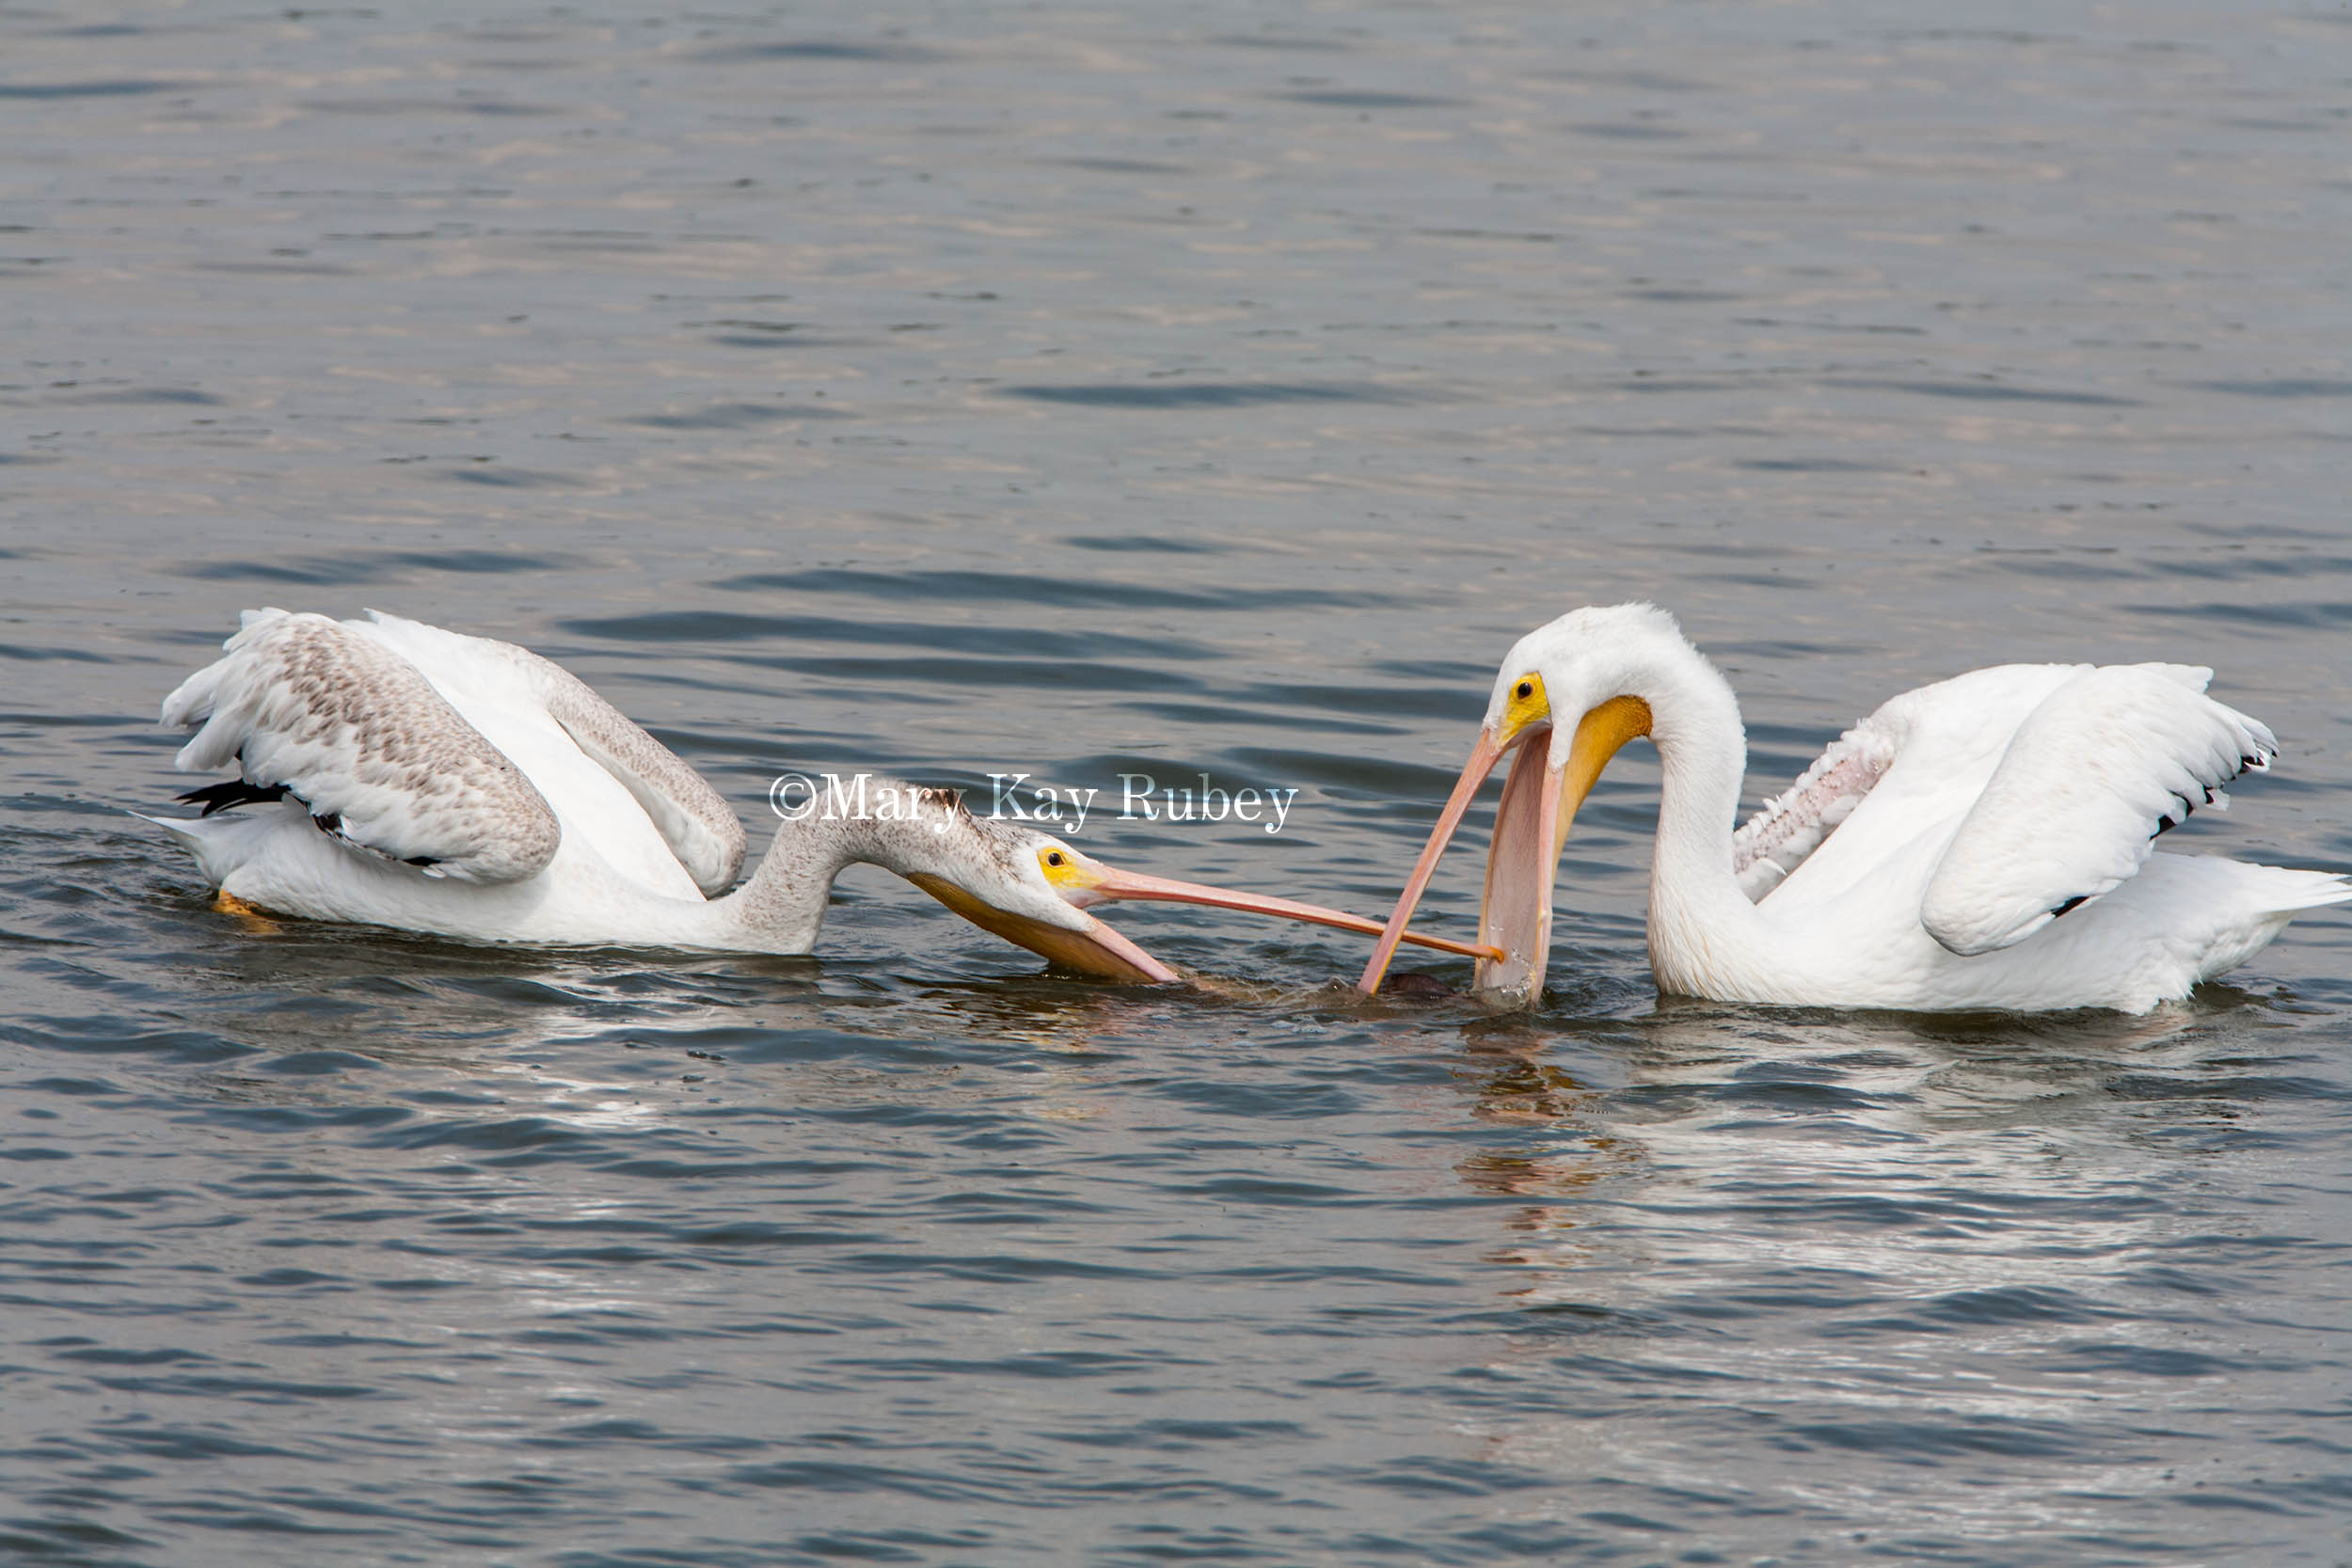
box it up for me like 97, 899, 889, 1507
162, 609, 562, 884
521, 650, 745, 895
1734, 663, 2098, 902
1737, 663, 2092, 920
358, 612, 746, 895
1918, 664, 2277, 956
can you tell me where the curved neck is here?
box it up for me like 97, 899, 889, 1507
712, 800, 993, 954
717, 815, 871, 951
1629, 643, 1766, 984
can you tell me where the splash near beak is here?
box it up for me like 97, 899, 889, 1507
1358, 695, 1651, 1001
906, 872, 1183, 984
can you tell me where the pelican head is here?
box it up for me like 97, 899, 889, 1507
1358, 604, 1688, 1000
867, 788, 1496, 984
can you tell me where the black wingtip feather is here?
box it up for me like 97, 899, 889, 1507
175, 780, 286, 816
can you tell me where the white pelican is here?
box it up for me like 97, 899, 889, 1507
147, 610, 1492, 982
1359, 603, 2350, 1012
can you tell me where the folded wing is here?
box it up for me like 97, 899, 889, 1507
496, 637, 746, 895
352, 611, 747, 895
162, 609, 562, 883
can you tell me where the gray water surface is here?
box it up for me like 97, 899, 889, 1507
5, 2, 2351, 1563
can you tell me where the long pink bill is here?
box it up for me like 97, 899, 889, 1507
1355, 728, 1510, 993
1473, 735, 1566, 996
1075, 858, 1502, 962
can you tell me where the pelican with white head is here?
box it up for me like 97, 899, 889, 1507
1357, 602, 2347, 1012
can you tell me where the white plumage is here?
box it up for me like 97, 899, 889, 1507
150, 610, 771, 948
148, 610, 1495, 980
1360, 604, 2350, 1012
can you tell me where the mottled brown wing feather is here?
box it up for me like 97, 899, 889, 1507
163, 610, 561, 883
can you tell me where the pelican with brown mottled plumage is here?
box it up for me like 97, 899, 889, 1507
1359, 603, 2350, 1012
144, 610, 1494, 981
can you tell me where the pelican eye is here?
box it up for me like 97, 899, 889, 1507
1500, 672, 1550, 740
1037, 846, 1087, 888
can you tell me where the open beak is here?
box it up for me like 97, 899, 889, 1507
1357, 696, 1650, 1002
909, 853, 1500, 986
906, 872, 1187, 983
